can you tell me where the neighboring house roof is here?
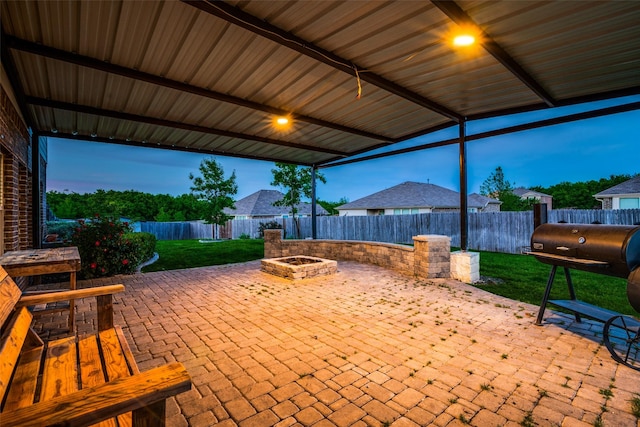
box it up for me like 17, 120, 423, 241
225, 190, 328, 216
594, 176, 640, 197
337, 182, 500, 210
512, 187, 552, 198
468, 193, 502, 209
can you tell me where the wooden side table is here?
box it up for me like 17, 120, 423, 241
0, 246, 81, 331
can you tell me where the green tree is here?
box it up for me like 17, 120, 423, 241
498, 192, 534, 211
480, 166, 513, 198
531, 174, 636, 209
480, 166, 532, 211
270, 163, 326, 237
318, 197, 349, 216
47, 191, 79, 218
173, 194, 208, 220
46, 190, 209, 222
189, 158, 238, 239
155, 207, 173, 222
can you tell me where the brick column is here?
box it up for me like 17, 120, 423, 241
263, 229, 283, 258
450, 251, 480, 283
413, 235, 450, 278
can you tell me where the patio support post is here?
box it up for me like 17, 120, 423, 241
311, 165, 317, 239
459, 121, 468, 251
31, 132, 42, 248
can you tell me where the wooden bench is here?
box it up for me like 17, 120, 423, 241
0, 266, 192, 426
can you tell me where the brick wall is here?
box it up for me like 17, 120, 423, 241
600, 197, 612, 210
0, 83, 33, 254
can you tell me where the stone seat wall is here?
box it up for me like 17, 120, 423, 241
264, 230, 453, 279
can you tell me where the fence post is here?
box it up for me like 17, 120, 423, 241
533, 203, 547, 229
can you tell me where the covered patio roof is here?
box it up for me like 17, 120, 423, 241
2, 0, 639, 167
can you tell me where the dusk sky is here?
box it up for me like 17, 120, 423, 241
47, 95, 639, 203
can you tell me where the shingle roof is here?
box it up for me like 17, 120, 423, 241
513, 187, 552, 197
594, 176, 640, 197
225, 190, 328, 216
337, 182, 499, 210
469, 193, 502, 208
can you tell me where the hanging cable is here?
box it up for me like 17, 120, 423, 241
354, 65, 362, 100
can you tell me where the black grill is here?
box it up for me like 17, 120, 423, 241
529, 223, 640, 278
529, 223, 640, 371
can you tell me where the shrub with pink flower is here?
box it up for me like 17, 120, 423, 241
70, 215, 156, 279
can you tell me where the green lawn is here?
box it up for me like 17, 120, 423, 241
141, 239, 636, 316
141, 239, 264, 273
477, 250, 636, 316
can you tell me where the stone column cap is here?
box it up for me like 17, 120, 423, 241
413, 235, 451, 242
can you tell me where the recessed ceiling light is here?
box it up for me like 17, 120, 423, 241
273, 115, 293, 131
453, 34, 475, 47
276, 116, 289, 126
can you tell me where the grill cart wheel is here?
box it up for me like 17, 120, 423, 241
603, 315, 640, 372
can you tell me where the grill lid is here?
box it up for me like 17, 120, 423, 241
530, 223, 640, 278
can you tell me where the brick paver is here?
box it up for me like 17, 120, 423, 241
34, 261, 640, 426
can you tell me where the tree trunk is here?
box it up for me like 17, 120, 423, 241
294, 217, 301, 239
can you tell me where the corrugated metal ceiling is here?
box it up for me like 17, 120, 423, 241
2, 0, 639, 166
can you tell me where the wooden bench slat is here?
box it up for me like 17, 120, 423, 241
0, 307, 34, 399
0, 271, 22, 326
116, 326, 141, 375
79, 334, 125, 427
40, 336, 79, 401
3, 346, 43, 411
100, 328, 133, 381
79, 335, 118, 427
100, 327, 137, 427
79, 334, 106, 388
2, 362, 191, 427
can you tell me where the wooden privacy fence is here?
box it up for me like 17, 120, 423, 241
139, 209, 640, 254
140, 220, 213, 240
228, 209, 640, 254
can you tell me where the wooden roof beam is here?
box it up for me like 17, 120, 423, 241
184, 0, 463, 122
27, 97, 350, 157
432, 0, 556, 107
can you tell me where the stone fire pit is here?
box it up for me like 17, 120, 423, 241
261, 255, 337, 280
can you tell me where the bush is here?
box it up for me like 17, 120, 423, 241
124, 232, 156, 263
239, 233, 251, 239
70, 215, 155, 279
257, 220, 282, 238
45, 221, 77, 241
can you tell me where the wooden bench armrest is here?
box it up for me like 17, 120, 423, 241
1, 362, 191, 427
16, 284, 125, 307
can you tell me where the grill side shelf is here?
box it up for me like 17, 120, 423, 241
525, 252, 609, 266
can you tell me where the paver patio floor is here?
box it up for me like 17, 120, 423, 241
35, 261, 639, 427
